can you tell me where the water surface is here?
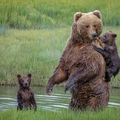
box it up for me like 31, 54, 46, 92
0, 86, 120, 111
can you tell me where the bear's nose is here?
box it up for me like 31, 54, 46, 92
25, 83, 27, 86
92, 33, 97, 37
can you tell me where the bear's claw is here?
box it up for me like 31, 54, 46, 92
64, 86, 68, 93
46, 87, 52, 95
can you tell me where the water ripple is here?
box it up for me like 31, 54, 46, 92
0, 86, 120, 111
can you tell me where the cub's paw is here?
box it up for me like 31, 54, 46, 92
92, 45, 98, 51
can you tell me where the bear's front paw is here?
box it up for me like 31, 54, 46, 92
64, 86, 69, 93
46, 88, 52, 95
46, 84, 54, 95
64, 82, 73, 92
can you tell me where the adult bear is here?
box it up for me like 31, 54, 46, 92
46, 10, 110, 111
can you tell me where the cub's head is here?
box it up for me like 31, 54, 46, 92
99, 31, 117, 44
74, 10, 103, 40
17, 74, 32, 88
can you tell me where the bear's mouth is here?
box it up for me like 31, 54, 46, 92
23, 83, 29, 88
89, 35, 97, 41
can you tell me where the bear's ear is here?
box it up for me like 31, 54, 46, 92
74, 12, 82, 22
93, 10, 101, 19
17, 74, 21, 78
112, 34, 117, 38
28, 73, 32, 78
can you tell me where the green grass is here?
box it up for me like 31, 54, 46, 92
0, 107, 120, 120
0, 0, 120, 29
0, 27, 70, 85
0, 26, 120, 87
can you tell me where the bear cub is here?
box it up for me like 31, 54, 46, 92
93, 31, 120, 82
17, 73, 37, 111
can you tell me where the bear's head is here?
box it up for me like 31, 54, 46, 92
99, 31, 117, 45
17, 74, 32, 88
73, 10, 103, 41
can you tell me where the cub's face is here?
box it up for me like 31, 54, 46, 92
17, 74, 31, 88
74, 10, 103, 40
99, 31, 117, 44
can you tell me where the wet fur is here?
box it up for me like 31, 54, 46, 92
93, 31, 120, 82
17, 74, 37, 111
46, 11, 110, 111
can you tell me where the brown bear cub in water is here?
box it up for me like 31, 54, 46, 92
93, 31, 120, 82
17, 73, 37, 111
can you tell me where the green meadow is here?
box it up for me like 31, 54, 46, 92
0, 0, 120, 120
0, 0, 120, 87
0, 26, 120, 87
0, 107, 120, 120
0, 0, 120, 29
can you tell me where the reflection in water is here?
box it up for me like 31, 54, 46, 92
0, 86, 120, 111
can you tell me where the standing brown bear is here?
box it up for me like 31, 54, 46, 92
93, 31, 120, 82
46, 10, 110, 110
17, 74, 37, 111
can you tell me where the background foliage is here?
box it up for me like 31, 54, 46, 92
0, 0, 120, 87
0, 0, 120, 29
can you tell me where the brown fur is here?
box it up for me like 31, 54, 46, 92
17, 74, 37, 111
46, 10, 110, 110
93, 31, 120, 82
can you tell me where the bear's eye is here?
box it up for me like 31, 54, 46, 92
22, 80, 24, 82
86, 25, 89, 28
93, 25, 96, 27
27, 80, 29, 82
104, 35, 107, 38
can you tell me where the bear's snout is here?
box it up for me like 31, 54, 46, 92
92, 33, 97, 38
25, 83, 28, 86
23, 82, 29, 87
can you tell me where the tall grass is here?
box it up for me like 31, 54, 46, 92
0, 27, 70, 85
0, 0, 120, 29
0, 107, 120, 120
0, 26, 120, 87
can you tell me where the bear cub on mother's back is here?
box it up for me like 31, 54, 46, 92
93, 31, 120, 82
17, 74, 37, 111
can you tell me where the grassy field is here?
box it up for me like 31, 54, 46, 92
0, 0, 120, 29
0, 27, 70, 85
0, 1, 120, 119
0, 26, 120, 87
0, 0, 120, 87
0, 107, 120, 120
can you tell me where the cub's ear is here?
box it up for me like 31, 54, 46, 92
17, 74, 21, 78
28, 73, 32, 77
93, 10, 101, 19
112, 34, 117, 38
74, 12, 82, 22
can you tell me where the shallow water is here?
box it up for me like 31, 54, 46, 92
0, 86, 120, 111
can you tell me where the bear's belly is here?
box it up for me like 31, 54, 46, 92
20, 90, 32, 101
70, 77, 110, 110
70, 76, 109, 95
64, 44, 105, 75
